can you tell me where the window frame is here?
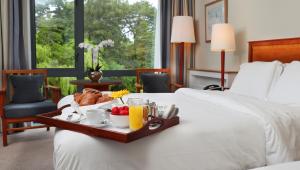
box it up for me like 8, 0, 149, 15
30, 0, 136, 80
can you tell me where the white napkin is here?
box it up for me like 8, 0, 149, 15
54, 113, 83, 123
158, 104, 178, 119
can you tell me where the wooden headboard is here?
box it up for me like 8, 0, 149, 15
248, 37, 300, 63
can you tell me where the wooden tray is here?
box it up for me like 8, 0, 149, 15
36, 105, 180, 143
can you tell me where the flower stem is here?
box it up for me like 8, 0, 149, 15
120, 97, 125, 104
92, 50, 94, 70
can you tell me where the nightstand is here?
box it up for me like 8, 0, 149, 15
187, 69, 237, 90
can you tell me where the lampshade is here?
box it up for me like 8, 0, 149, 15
211, 24, 236, 52
171, 16, 196, 43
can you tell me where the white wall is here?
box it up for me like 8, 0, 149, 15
194, 0, 300, 71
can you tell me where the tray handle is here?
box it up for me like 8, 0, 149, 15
131, 117, 177, 137
144, 118, 166, 135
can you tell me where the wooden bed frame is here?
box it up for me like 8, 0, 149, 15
249, 37, 300, 62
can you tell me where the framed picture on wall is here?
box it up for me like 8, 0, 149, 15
205, 0, 228, 43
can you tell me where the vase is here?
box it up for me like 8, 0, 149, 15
87, 70, 103, 82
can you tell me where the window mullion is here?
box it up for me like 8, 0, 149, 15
75, 0, 85, 80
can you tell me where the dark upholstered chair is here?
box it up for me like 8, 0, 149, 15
0, 70, 62, 146
135, 68, 183, 93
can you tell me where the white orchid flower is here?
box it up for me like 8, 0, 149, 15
78, 43, 85, 48
107, 39, 114, 47
92, 48, 98, 63
96, 39, 114, 49
87, 45, 93, 50
83, 44, 89, 49
79, 40, 113, 70
98, 42, 104, 48
94, 46, 99, 51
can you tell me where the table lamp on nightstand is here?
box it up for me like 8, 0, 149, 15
211, 23, 236, 90
171, 16, 196, 85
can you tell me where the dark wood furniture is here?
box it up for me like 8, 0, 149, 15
0, 69, 62, 146
37, 106, 180, 143
135, 68, 183, 93
249, 37, 300, 63
70, 79, 122, 91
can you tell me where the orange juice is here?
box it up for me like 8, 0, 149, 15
129, 105, 144, 131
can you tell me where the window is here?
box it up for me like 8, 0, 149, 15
34, 0, 76, 69
31, 0, 159, 95
84, 0, 158, 70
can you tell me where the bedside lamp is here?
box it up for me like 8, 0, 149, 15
171, 16, 196, 85
211, 23, 236, 90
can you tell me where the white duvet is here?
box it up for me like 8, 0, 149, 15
54, 88, 300, 170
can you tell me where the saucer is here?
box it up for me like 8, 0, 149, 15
80, 119, 109, 128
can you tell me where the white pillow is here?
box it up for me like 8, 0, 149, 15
268, 62, 284, 92
268, 61, 300, 105
230, 61, 283, 100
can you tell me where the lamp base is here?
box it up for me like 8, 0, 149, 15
179, 42, 184, 85
221, 50, 225, 89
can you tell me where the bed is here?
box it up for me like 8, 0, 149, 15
250, 161, 300, 170
53, 38, 300, 170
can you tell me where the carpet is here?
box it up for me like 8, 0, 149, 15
0, 128, 54, 170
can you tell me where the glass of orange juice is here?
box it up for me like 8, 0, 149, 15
127, 98, 144, 131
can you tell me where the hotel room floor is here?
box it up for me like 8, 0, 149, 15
0, 128, 54, 170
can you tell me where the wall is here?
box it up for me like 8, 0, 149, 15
194, 0, 300, 71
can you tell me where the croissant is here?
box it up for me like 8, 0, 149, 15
73, 88, 112, 106
74, 93, 84, 103
83, 88, 101, 95
79, 92, 102, 106
96, 94, 113, 104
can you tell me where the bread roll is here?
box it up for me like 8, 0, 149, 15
96, 94, 113, 103
79, 92, 102, 106
74, 92, 83, 103
73, 88, 112, 106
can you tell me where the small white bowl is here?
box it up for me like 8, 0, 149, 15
110, 114, 129, 128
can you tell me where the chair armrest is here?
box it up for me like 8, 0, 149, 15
0, 89, 6, 117
0, 89, 5, 95
171, 83, 184, 89
135, 83, 142, 93
45, 85, 62, 104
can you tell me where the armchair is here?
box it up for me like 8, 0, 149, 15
1, 69, 62, 146
135, 68, 183, 93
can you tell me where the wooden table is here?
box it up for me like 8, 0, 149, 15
70, 79, 122, 91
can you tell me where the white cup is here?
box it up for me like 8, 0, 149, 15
86, 109, 108, 124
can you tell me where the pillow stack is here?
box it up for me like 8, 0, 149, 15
229, 61, 283, 100
268, 61, 300, 106
230, 60, 300, 106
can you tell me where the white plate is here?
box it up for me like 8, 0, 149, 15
80, 119, 109, 128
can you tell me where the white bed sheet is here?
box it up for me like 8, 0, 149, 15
250, 161, 300, 170
53, 88, 300, 170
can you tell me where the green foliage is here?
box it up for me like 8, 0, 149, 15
47, 77, 77, 95
109, 77, 136, 92
35, 0, 156, 95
